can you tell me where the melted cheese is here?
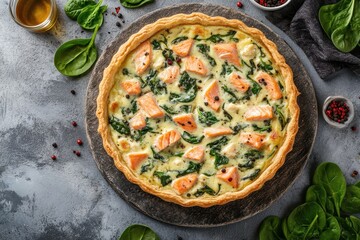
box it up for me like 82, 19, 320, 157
108, 25, 289, 198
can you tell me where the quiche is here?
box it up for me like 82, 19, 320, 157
96, 13, 299, 207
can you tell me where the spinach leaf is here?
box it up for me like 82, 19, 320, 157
242, 169, 260, 180
313, 162, 346, 217
153, 171, 172, 186
274, 105, 287, 130
196, 44, 216, 66
160, 105, 178, 115
119, 224, 160, 240
220, 62, 235, 76
143, 69, 167, 95
181, 131, 204, 144
331, 22, 360, 53
257, 59, 274, 73
231, 123, 247, 135
140, 161, 154, 174
341, 184, 360, 214
171, 36, 188, 44
306, 185, 327, 211
252, 124, 272, 133
176, 161, 202, 177
109, 116, 130, 135
239, 150, 264, 169
151, 40, 161, 50
179, 105, 192, 113
197, 108, 219, 126
251, 81, 262, 95
77, 0, 107, 30
194, 185, 220, 197
259, 216, 285, 240
54, 25, 99, 77
336, 215, 360, 239
198, 30, 238, 43
121, 99, 137, 115
151, 147, 165, 162
132, 122, 153, 141
120, 0, 154, 8
283, 202, 326, 239
214, 153, 229, 169
206, 136, 228, 156
221, 85, 239, 103
319, 215, 341, 240
222, 104, 232, 120
169, 72, 197, 103
64, 0, 96, 20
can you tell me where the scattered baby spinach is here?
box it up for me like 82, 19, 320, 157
214, 153, 229, 169
171, 36, 188, 44
341, 183, 360, 214
259, 216, 284, 240
64, 0, 96, 20
143, 69, 167, 95
252, 124, 272, 133
150, 147, 164, 162
120, 0, 154, 9
109, 115, 130, 136
194, 184, 220, 197
319, 0, 360, 52
274, 105, 287, 131
197, 108, 219, 126
169, 72, 197, 103
181, 131, 204, 144
206, 136, 229, 156
195, 30, 238, 43
77, 0, 107, 30
196, 44, 216, 66
119, 224, 160, 240
221, 85, 239, 103
242, 169, 260, 181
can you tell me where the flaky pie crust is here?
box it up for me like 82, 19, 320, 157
96, 13, 300, 207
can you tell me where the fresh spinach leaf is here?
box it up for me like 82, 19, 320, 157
306, 185, 327, 211
176, 161, 202, 177
77, 0, 107, 30
120, 0, 154, 9
179, 105, 192, 113
160, 105, 178, 115
198, 30, 238, 43
220, 62, 235, 77
197, 108, 219, 126
274, 105, 287, 130
54, 25, 99, 77
151, 40, 161, 50
313, 162, 346, 217
109, 116, 130, 135
259, 216, 285, 240
153, 171, 172, 186
252, 124, 272, 133
251, 80, 262, 95
169, 72, 197, 103
132, 122, 153, 141
284, 202, 326, 239
231, 123, 247, 135
206, 136, 228, 156
221, 85, 239, 103
171, 36, 188, 44
151, 147, 165, 162
143, 69, 167, 95
196, 44, 216, 66
341, 184, 360, 214
181, 131, 204, 144
64, 0, 96, 20
319, 215, 341, 240
244, 150, 264, 161
140, 161, 154, 174
222, 104, 232, 120
119, 224, 160, 240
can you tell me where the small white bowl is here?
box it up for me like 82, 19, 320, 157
249, 0, 292, 11
322, 96, 354, 129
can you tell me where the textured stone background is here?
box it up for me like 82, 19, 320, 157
0, 0, 359, 239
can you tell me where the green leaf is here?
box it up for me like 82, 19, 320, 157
54, 25, 98, 77
153, 171, 172, 186
109, 116, 130, 135
241, 169, 260, 180
214, 153, 229, 169
319, 215, 341, 240
119, 224, 160, 240
181, 131, 204, 144
306, 185, 327, 211
194, 185, 219, 197
176, 161, 202, 177
313, 162, 346, 217
221, 85, 239, 103
259, 216, 285, 240
341, 184, 360, 214
169, 72, 198, 103
196, 44, 216, 66
171, 36, 188, 44
252, 124, 272, 133
120, 0, 154, 8
77, 0, 107, 30
197, 108, 219, 126
206, 136, 228, 156
64, 0, 96, 20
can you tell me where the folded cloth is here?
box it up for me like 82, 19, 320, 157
267, 0, 360, 79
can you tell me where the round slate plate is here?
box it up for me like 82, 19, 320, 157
85, 4, 317, 227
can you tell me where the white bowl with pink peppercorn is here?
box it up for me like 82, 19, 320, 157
249, 0, 292, 11
322, 96, 355, 129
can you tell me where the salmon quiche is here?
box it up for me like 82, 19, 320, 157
97, 13, 299, 207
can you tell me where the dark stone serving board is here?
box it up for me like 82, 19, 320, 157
85, 4, 317, 227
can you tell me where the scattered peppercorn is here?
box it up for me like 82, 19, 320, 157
204, 102, 208, 106
221, 168, 226, 173
111, 12, 117, 16
74, 151, 81, 157
70, 90, 76, 95
352, 170, 358, 177
214, 96, 220, 101
237, 1, 243, 8
51, 155, 57, 160
351, 126, 357, 132
72, 121, 78, 127
108, 32, 110, 34
118, 13, 123, 19
325, 99, 350, 124
77, 138, 83, 146
167, 58, 173, 65
115, 6, 120, 14
125, 94, 130, 99
52, 143, 58, 148
122, 20, 125, 23
176, 56, 181, 63
116, 22, 121, 27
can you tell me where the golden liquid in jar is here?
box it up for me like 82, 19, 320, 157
16, 0, 51, 26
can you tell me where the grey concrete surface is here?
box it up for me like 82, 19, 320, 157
0, 0, 359, 239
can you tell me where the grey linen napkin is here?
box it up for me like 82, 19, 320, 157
267, 0, 360, 79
